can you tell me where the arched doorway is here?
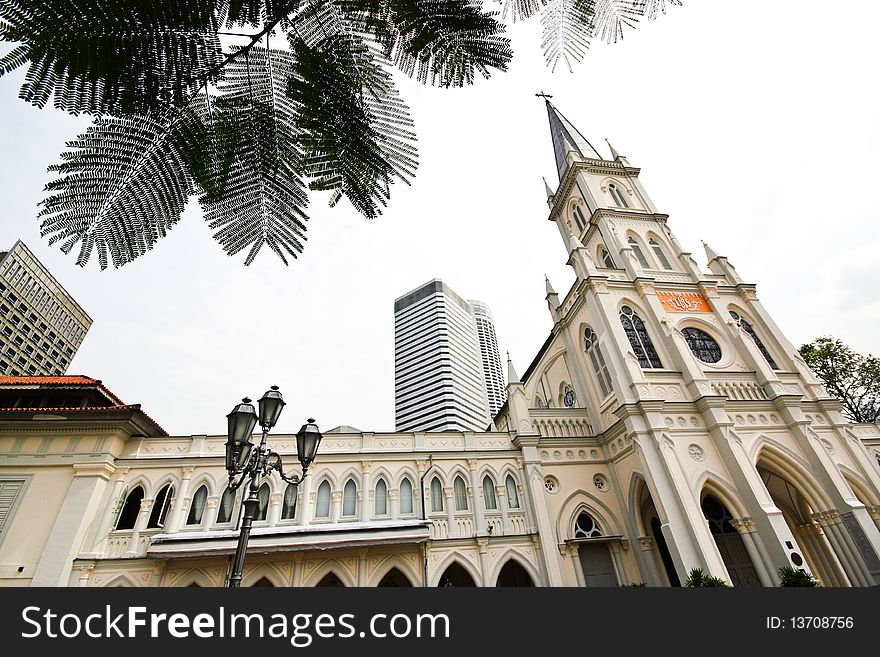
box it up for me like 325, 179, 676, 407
757, 461, 842, 586
495, 560, 534, 586
251, 576, 275, 587
378, 568, 413, 587
701, 495, 760, 587
437, 562, 476, 587
316, 572, 346, 587
635, 478, 680, 586
574, 512, 619, 587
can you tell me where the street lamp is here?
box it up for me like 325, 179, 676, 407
223, 386, 322, 587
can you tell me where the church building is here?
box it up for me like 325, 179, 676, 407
1, 101, 879, 588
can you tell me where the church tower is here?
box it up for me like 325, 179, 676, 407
496, 98, 880, 588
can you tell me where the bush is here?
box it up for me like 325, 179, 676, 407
778, 566, 820, 587
685, 568, 731, 587
620, 582, 647, 587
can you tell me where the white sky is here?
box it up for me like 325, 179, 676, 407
1, 1, 878, 436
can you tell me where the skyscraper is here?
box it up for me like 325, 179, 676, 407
394, 280, 495, 432
0, 240, 92, 376
468, 299, 506, 418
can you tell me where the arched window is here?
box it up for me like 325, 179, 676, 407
584, 327, 613, 397
600, 247, 615, 269
627, 237, 650, 268
620, 305, 663, 368
255, 483, 270, 522
217, 487, 236, 524
574, 512, 603, 538
505, 475, 520, 509
430, 477, 444, 513
315, 481, 331, 518
648, 238, 672, 269
186, 485, 208, 526
342, 480, 357, 517
115, 486, 144, 530
729, 311, 778, 370
573, 205, 587, 231
400, 478, 414, 515
281, 483, 297, 520
375, 479, 388, 516
608, 183, 629, 208
453, 476, 468, 511
482, 475, 497, 510
562, 384, 577, 408
147, 484, 173, 529
682, 327, 722, 364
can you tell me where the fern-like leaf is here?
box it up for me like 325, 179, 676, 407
635, 0, 681, 21
202, 46, 309, 265
338, 0, 512, 87
593, 0, 640, 44
541, 0, 593, 72
38, 100, 207, 269
225, 0, 301, 27
499, 0, 548, 22
0, 0, 222, 115
287, 30, 417, 220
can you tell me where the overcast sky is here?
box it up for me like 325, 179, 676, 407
1, 1, 878, 436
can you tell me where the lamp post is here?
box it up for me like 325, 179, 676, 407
223, 385, 322, 588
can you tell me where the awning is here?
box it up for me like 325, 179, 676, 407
147, 519, 430, 558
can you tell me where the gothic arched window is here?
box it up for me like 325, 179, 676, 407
453, 476, 469, 511
375, 479, 388, 516
584, 327, 613, 397
217, 487, 236, 524
342, 479, 358, 517
482, 475, 497, 510
255, 483, 270, 521
562, 384, 577, 408
620, 305, 663, 368
506, 475, 520, 509
729, 311, 778, 370
147, 484, 173, 529
648, 238, 672, 270
627, 237, 650, 268
600, 247, 615, 269
574, 512, 603, 538
315, 481, 331, 518
400, 478, 414, 515
573, 205, 587, 231
186, 485, 208, 526
430, 477, 444, 513
281, 483, 297, 520
608, 183, 629, 208
682, 327, 723, 364
115, 486, 144, 531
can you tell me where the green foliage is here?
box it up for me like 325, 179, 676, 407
799, 337, 880, 424
777, 566, 820, 587
0, 0, 679, 268
621, 582, 646, 587
684, 568, 731, 587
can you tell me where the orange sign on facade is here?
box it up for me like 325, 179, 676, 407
657, 291, 712, 313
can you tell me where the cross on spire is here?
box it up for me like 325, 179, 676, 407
535, 91, 554, 100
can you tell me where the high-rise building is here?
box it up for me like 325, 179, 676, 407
394, 280, 491, 432
0, 240, 92, 376
468, 299, 506, 417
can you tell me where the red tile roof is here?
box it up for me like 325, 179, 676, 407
0, 375, 125, 405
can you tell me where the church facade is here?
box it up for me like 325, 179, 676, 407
1, 102, 879, 587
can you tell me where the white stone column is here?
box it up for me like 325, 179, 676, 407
87, 466, 129, 554
477, 539, 491, 586
468, 460, 486, 536
730, 518, 774, 586
496, 485, 512, 534
268, 492, 282, 526
76, 564, 95, 587
126, 498, 153, 557
300, 475, 313, 526
569, 545, 586, 587
515, 459, 536, 533
636, 537, 663, 587
444, 488, 456, 536
609, 542, 627, 585
331, 490, 342, 523
361, 463, 372, 522
203, 496, 220, 529
165, 465, 195, 534
358, 549, 368, 586
389, 489, 400, 519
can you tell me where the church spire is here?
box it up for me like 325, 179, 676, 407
543, 97, 603, 181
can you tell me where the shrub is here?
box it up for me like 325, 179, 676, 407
778, 566, 820, 587
685, 568, 731, 587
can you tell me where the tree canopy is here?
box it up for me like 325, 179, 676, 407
799, 337, 880, 424
0, 1, 680, 268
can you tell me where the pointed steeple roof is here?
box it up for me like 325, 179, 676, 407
545, 100, 603, 180
702, 240, 722, 262
507, 352, 520, 384
605, 139, 623, 160
543, 177, 555, 199
544, 274, 557, 296
568, 232, 585, 253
